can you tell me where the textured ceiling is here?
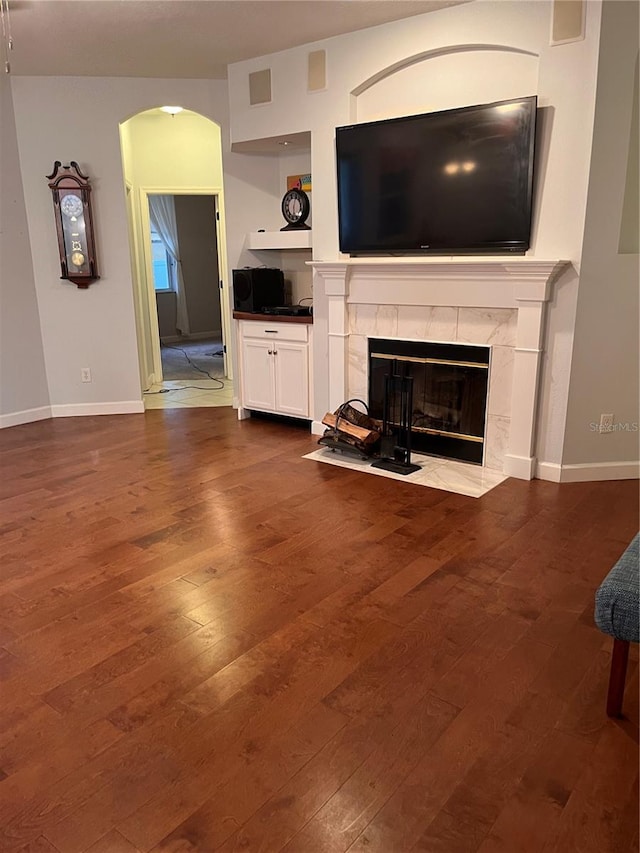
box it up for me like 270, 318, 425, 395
6, 0, 469, 78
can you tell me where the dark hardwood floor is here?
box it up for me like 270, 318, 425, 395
0, 408, 637, 853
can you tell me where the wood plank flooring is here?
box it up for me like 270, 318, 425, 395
0, 408, 637, 853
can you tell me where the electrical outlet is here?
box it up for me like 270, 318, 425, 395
81, 368, 92, 383
599, 413, 614, 433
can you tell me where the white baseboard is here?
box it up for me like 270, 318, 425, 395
50, 401, 145, 417
503, 453, 535, 480
536, 461, 563, 482
311, 420, 325, 436
0, 405, 52, 429
536, 460, 640, 483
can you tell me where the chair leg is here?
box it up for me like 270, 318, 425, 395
606, 638, 630, 718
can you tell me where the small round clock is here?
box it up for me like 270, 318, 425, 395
280, 188, 310, 231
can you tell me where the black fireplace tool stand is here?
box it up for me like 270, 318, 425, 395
371, 374, 421, 475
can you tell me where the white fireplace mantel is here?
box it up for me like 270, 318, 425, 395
309, 257, 570, 481
310, 257, 569, 306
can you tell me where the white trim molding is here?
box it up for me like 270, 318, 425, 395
0, 406, 52, 429
311, 258, 567, 309
310, 257, 570, 481
537, 460, 640, 483
50, 401, 145, 417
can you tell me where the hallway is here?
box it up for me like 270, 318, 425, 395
144, 337, 233, 409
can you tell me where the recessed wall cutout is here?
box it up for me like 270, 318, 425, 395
308, 50, 326, 92
551, 0, 585, 45
249, 69, 271, 105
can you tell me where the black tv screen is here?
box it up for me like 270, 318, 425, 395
336, 96, 537, 255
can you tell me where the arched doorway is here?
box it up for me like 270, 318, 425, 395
119, 107, 232, 407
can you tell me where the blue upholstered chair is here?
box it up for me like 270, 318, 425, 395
594, 533, 640, 717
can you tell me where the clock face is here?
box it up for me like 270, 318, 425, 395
285, 195, 302, 218
60, 193, 84, 218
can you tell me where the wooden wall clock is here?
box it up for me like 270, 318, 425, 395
47, 161, 99, 288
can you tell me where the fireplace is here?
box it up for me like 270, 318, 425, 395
368, 338, 490, 465
309, 258, 568, 480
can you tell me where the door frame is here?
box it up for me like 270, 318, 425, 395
125, 181, 154, 391
137, 186, 233, 385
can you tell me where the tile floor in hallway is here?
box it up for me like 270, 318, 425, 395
143, 378, 234, 409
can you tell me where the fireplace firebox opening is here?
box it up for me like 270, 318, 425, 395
367, 338, 490, 465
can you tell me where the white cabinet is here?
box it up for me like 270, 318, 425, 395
242, 339, 276, 410
237, 320, 311, 419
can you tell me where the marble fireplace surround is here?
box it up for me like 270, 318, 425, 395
310, 258, 569, 481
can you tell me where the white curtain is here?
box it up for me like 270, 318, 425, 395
148, 195, 190, 336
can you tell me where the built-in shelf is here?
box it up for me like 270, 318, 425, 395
247, 230, 312, 250
231, 131, 311, 154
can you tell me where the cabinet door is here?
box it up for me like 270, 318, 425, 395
241, 339, 276, 411
274, 341, 309, 417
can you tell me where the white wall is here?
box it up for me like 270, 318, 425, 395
355, 48, 539, 123
0, 72, 50, 423
227, 0, 604, 468
563, 0, 639, 467
224, 151, 282, 274
9, 76, 276, 412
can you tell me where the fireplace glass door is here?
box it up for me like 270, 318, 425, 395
368, 338, 490, 464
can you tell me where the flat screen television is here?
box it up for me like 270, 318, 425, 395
336, 95, 537, 256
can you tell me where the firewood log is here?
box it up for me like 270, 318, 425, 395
321, 412, 380, 445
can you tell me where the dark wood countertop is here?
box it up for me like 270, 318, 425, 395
233, 311, 313, 324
